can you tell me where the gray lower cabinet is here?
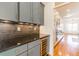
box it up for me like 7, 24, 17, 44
0, 48, 16, 56
0, 2, 18, 21
28, 40, 40, 49
28, 45, 40, 56
27, 40, 40, 56
17, 51, 27, 56
0, 40, 41, 56
0, 44, 27, 56
15, 44, 27, 56
20, 2, 32, 23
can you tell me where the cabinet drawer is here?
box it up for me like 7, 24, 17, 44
28, 45, 40, 56
0, 48, 16, 56
17, 51, 27, 56
28, 40, 40, 49
16, 44, 27, 55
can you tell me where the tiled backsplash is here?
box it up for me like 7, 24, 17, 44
0, 23, 39, 40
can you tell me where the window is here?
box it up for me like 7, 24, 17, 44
72, 23, 78, 32
65, 23, 78, 33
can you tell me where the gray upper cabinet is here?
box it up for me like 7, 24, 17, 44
32, 2, 44, 25
19, 2, 44, 25
0, 2, 18, 21
40, 3, 44, 25
20, 2, 32, 23
32, 2, 40, 24
0, 2, 44, 24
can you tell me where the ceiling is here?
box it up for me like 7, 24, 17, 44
55, 2, 79, 19
55, 2, 69, 8
55, 2, 65, 7
55, 2, 65, 6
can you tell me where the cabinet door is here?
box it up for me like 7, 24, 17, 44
0, 2, 18, 21
20, 2, 32, 23
0, 48, 16, 56
28, 40, 40, 49
15, 44, 27, 55
32, 2, 40, 24
28, 45, 40, 56
40, 3, 44, 25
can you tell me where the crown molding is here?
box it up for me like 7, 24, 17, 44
54, 2, 70, 8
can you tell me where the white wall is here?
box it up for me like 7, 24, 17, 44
40, 2, 56, 55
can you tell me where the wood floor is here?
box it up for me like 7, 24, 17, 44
54, 33, 79, 56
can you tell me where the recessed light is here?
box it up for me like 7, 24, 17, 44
19, 22, 24, 24
55, 11, 59, 15
30, 24, 34, 26
64, 13, 72, 17
2, 20, 10, 23
17, 26, 21, 31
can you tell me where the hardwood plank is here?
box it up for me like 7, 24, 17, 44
54, 33, 79, 56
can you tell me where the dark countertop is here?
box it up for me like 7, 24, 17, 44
0, 34, 49, 53
40, 34, 49, 39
